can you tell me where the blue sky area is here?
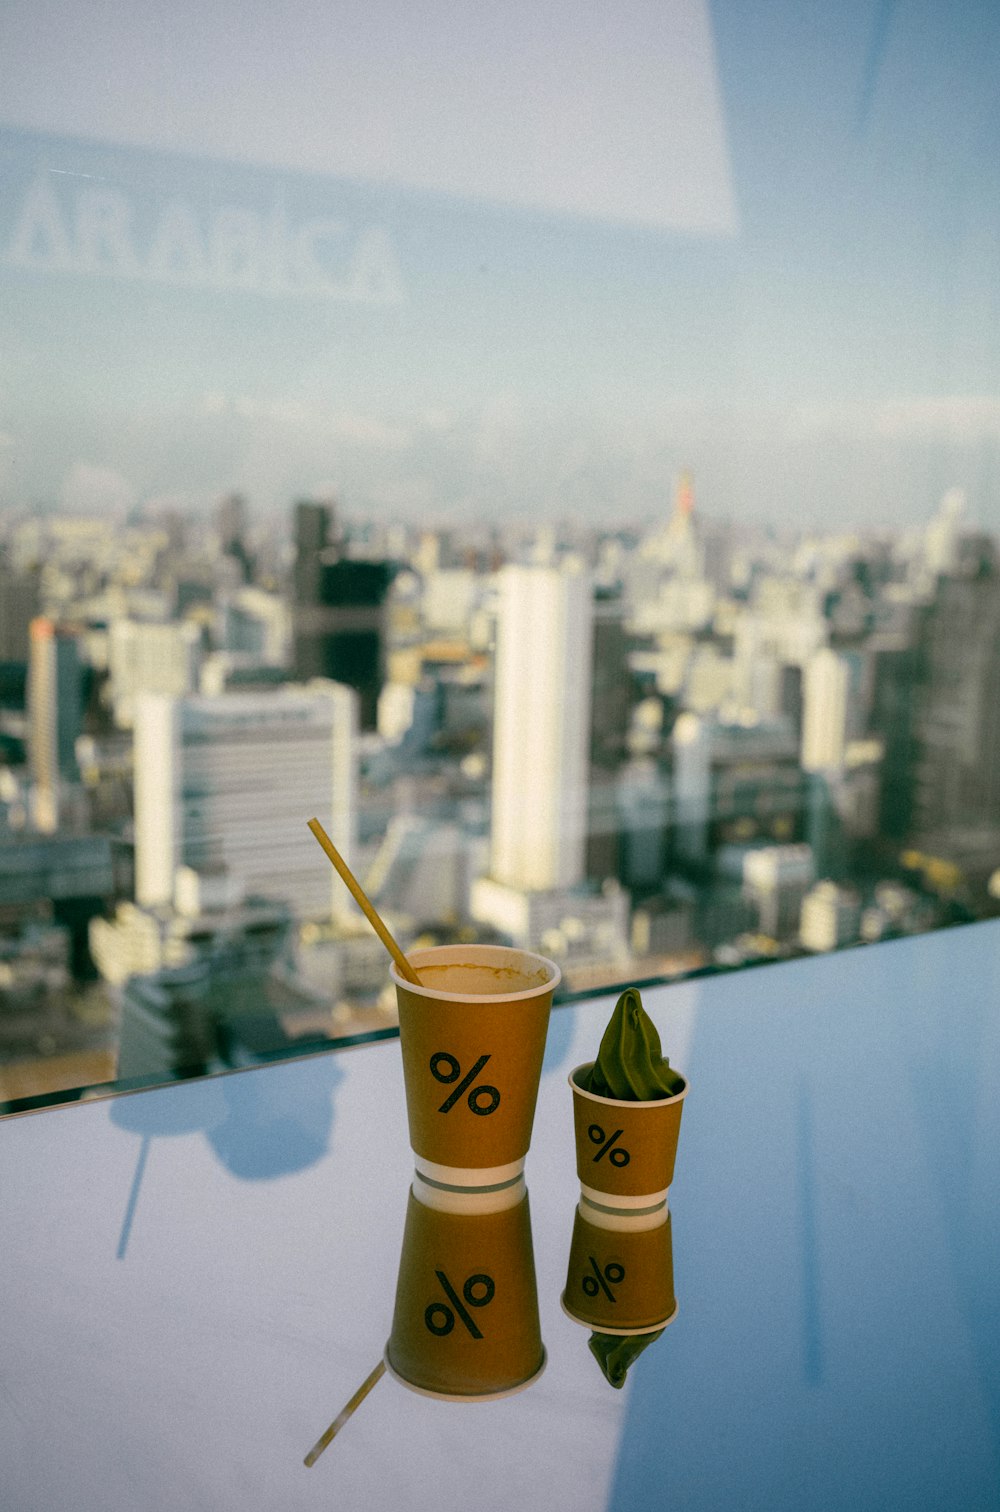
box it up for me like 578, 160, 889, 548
1, 0, 999, 531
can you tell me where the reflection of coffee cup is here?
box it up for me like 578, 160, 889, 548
392, 946, 560, 1189
569, 1063, 688, 1208
385, 1181, 546, 1400
561, 1201, 677, 1335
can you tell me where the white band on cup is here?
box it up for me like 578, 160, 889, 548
411, 1157, 527, 1213
414, 1154, 525, 1188
579, 1179, 669, 1211
412, 1175, 526, 1214
578, 1192, 668, 1231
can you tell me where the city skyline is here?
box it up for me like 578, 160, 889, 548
3, 478, 1000, 1105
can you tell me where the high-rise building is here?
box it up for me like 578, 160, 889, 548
291, 499, 392, 730
216, 492, 252, 580
134, 682, 357, 919
586, 588, 630, 880
910, 538, 1000, 840
489, 564, 594, 891
311, 558, 393, 731
292, 499, 333, 611
27, 618, 84, 832
868, 637, 921, 841
0, 563, 40, 662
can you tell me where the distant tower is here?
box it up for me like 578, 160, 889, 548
651, 469, 702, 578
490, 565, 594, 891
673, 469, 695, 521
28, 618, 84, 832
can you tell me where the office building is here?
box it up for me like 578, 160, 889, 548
291, 499, 392, 730
673, 712, 806, 866
587, 588, 630, 880
742, 843, 816, 938
216, 492, 252, 582
133, 682, 357, 920
91, 869, 291, 988
868, 637, 921, 842
799, 880, 862, 952
27, 618, 84, 833
0, 562, 40, 661
219, 587, 289, 664
910, 538, 1000, 840
292, 499, 334, 607
617, 759, 671, 890
0, 831, 119, 980
801, 649, 865, 772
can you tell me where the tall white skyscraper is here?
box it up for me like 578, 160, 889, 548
801, 649, 861, 772
134, 681, 357, 919
108, 618, 203, 728
489, 565, 593, 892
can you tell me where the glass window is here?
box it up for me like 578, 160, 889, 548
2, 0, 999, 1109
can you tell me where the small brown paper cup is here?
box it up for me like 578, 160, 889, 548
385, 1182, 546, 1400
561, 1203, 677, 1335
392, 946, 560, 1183
569, 1062, 688, 1205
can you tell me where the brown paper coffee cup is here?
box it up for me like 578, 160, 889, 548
385, 1183, 546, 1400
569, 1062, 688, 1205
561, 1203, 677, 1335
392, 946, 560, 1185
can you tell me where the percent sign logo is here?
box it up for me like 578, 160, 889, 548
588, 1123, 630, 1167
425, 1269, 496, 1338
583, 1256, 625, 1303
430, 1052, 500, 1115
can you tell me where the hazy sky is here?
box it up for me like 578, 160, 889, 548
1, 0, 999, 531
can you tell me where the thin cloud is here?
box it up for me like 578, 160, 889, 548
791, 396, 1000, 442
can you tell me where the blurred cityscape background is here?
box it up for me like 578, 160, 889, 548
3, 482, 999, 1106
2, 0, 1000, 1106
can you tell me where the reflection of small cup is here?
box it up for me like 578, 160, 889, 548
561, 1202, 677, 1335
392, 946, 560, 1188
385, 1181, 546, 1400
569, 1063, 688, 1208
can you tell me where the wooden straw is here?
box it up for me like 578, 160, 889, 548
303, 1360, 386, 1467
307, 817, 421, 986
